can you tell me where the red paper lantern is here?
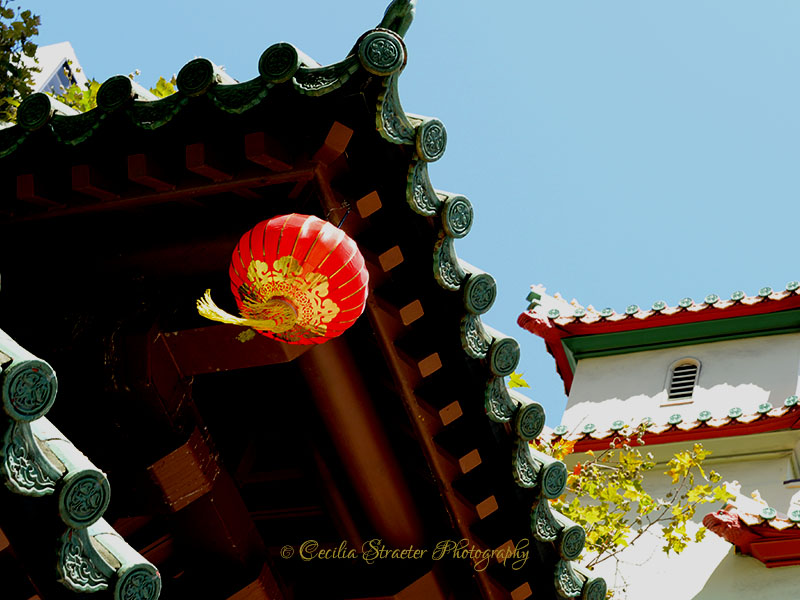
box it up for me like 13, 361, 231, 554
197, 214, 369, 344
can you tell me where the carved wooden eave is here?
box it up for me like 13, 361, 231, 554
0, 1, 605, 598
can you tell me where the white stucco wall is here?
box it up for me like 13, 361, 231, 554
558, 333, 800, 598
576, 442, 800, 599
562, 333, 800, 434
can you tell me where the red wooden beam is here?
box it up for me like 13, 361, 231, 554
71, 164, 118, 201
128, 154, 175, 192
244, 132, 292, 172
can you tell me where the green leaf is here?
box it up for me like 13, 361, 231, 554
0, 0, 40, 121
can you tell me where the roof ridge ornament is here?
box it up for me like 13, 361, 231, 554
380, 0, 417, 38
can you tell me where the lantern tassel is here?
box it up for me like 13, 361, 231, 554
196, 289, 290, 332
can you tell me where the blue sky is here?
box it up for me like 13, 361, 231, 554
27, 1, 800, 424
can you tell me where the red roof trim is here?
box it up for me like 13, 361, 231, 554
518, 289, 800, 394
547, 405, 800, 453
704, 508, 800, 567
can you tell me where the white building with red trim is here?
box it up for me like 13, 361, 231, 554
519, 284, 800, 598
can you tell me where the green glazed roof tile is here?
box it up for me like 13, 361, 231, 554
760, 507, 777, 520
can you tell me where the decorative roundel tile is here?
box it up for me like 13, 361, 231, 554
548, 308, 560, 319
610, 420, 625, 431
599, 308, 614, 318
698, 410, 712, 422
704, 294, 719, 305
678, 297, 693, 308
790, 509, 800, 523
757, 403, 772, 414
582, 423, 596, 434
786, 281, 800, 292
668, 414, 682, 425
625, 304, 639, 315
731, 290, 745, 301
760, 507, 777, 520
652, 300, 667, 311
553, 425, 569, 436
758, 286, 773, 297
728, 407, 743, 419
573, 307, 586, 318
785, 396, 799, 408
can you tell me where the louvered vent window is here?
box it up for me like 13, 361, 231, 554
668, 363, 698, 400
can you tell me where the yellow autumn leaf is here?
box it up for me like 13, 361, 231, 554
509, 372, 530, 388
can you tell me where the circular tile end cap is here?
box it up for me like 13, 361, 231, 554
58, 469, 111, 529
114, 563, 161, 600
728, 407, 743, 419
760, 507, 777, 520
785, 395, 799, 408
16, 93, 55, 131
441, 194, 472, 238
610, 420, 625, 431
358, 29, 406, 76
668, 414, 682, 425
553, 425, 569, 436
416, 118, 447, 163
757, 403, 772, 414
2, 359, 59, 421
698, 410, 712, 422
259, 42, 300, 83
176, 58, 217, 97
96, 75, 134, 112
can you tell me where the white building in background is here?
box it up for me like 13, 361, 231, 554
23, 41, 89, 94
519, 284, 800, 599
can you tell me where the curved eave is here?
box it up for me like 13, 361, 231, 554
547, 401, 800, 453
704, 507, 800, 567
519, 289, 800, 395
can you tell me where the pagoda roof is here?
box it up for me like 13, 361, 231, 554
0, 2, 604, 598
542, 394, 800, 452
518, 282, 800, 394
704, 483, 800, 567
